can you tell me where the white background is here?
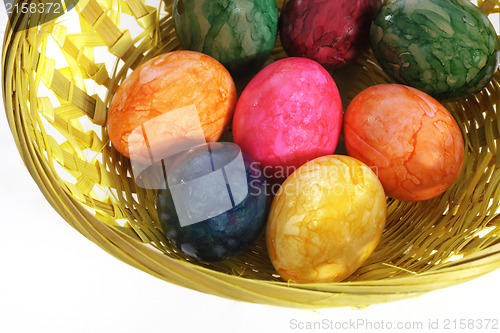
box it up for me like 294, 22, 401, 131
1, 6, 500, 333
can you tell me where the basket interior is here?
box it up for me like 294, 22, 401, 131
3, 0, 500, 307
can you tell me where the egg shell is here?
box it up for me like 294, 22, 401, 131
279, 0, 378, 70
232, 57, 343, 183
266, 155, 387, 283
370, 0, 500, 101
157, 142, 269, 262
344, 84, 465, 202
107, 51, 236, 162
173, 0, 278, 76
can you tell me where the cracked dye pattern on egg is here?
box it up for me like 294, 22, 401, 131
266, 155, 387, 283
107, 51, 236, 161
370, 0, 500, 101
157, 142, 269, 262
279, 0, 378, 70
344, 84, 465, 202
173, 0, 278, 76
232, 57, 343, 183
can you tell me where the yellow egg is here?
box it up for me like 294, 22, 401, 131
266, 155, 387, 283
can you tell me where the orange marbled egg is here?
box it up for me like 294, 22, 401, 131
107, 51, 236, 162
266, 155, 386, 283
344, 84, 465, 202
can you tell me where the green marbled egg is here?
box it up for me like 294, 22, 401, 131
173, 0, 278, 76
370, 0, 499, 101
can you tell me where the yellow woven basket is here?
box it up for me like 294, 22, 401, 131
3, 0, 500, 309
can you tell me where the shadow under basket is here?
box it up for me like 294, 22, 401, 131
3, 0, 500, 309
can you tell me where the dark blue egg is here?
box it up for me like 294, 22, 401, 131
157, 142, 269, 262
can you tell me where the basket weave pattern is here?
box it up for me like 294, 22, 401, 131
3, 0, 500, 308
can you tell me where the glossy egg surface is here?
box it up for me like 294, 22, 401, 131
173, 0, 278, 75
370, 0, 499, 100
344, 84, 465, 201
157, 142, 269, 262
107, 51, 236, 162
232, 57, 343, 183
279, 0, 378, 70
266, 155, 387, 283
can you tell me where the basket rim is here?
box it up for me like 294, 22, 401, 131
3, 0, 500, 309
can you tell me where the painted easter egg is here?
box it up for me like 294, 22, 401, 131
107, 51, 236, 163
279, 0, 378, 70
370, 0, 500, 100
157, 142, 269, 262
173, 0, 278, 76
266, 155, 387, 283
344, 84, 465, 202
232, 57, 343, 183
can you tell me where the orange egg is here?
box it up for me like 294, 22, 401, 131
344, 84, 465, 201
107, 51, 236, 162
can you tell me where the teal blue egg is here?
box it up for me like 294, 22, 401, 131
156, 142, 269, 262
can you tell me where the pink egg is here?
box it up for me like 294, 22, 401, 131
232, 57, 343, 182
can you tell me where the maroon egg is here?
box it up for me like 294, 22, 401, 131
279, 0, 378, 70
